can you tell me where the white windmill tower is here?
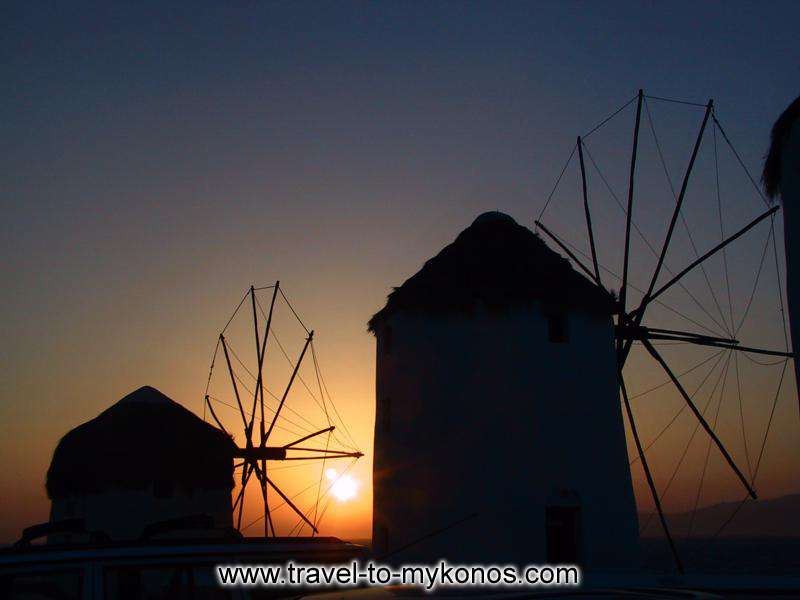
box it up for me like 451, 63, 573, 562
764, 95, 800, 397
369, 211, 640, 568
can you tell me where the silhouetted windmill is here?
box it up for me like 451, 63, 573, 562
535, 90, 794, 573
203, 283, 363, 538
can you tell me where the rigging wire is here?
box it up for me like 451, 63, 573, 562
312, 341, 361, 451
732, 351, 753, 482
271, 328, 358, 452
769, 218, 790, 353
752, 360, 790, 479
537, 142, 577, 221
582, 94, 639, 139
222, 289, 250, 335
207, 394, 307, 439
288, 458, 359, 536
711, 113, 771, 209
241, 478, 321, 533
310, 343, 332, 536
644, 97, 732, 337
225, 338, 327, 437
630, 349, 727, 468
731, 222, 773, 342
713, 120, 737, 336
203, 338, 220, 421
692, 357, 789, 553
644, 94, 709, 109
557, 232, 728, 338
255, 297, 359, 452
279, 287, 311, 334
639, 348, 729, 535
312, 431, 332, 536
629, 349, 725, 401
537, 94, 638, 222
581, 142, 731, 338
741, 353, 789, 367
687, 350, 733, 539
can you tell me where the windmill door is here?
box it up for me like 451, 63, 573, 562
545, 506, 580, 563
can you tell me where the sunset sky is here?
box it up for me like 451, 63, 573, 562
2, 1, 799, 543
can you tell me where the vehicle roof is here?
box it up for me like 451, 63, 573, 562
0, 536, 365, 569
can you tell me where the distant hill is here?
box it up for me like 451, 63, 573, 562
640, 493, 800, 538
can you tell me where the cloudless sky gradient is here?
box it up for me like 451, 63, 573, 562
1, 1, 798, 542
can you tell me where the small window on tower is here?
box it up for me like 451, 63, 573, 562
548, 314, 569, 343
382, 325, 393, 355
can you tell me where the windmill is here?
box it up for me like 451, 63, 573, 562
202, 283, 363, 538
535, 90, 794, 572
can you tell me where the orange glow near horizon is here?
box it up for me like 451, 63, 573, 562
2, 271, 800, 544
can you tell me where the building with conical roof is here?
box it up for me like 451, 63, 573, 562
47, 386, 235, 541
369, 212, 639, 568
764, 96, 800, 401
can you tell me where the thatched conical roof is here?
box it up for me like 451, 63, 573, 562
764, 95, 800, 200
368, 211, 615, 332
46, 386, 235, 500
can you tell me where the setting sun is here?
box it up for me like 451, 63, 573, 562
326, 469, 359, 503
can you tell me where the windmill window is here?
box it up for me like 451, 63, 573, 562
545, 506, 581, 563
547, 314, 569, 343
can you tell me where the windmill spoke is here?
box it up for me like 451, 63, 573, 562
619, 325, 738, 345
640, 338, 757, 499
234, 462, 255, 530
582, 140, 733, 339
621, 99, 714, 363
280, 453, 363, 461
266, 476, 319, 534
247, 285, 260, 446
238, 462, 254, 505
205, 394, 231, 437
645, 97, 733, 337
632, 206, 779, 316
620, 89, 644, 326
534, 220, 598, 282
263, 460, 274, 537
264, 331, 314, 443
210, 285, 361, 539
630, 349, 728, 466
253, 282, 280, 446
634, 331, 791, 359
220, 334, 249, 432
577, 136, 601, 285
284, 426, 336, 449
640, 99, 713, 306
249, 462, 274, 538
649, 336, 791, 358
619, 371, 683, 573
286, 446, 357, 454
